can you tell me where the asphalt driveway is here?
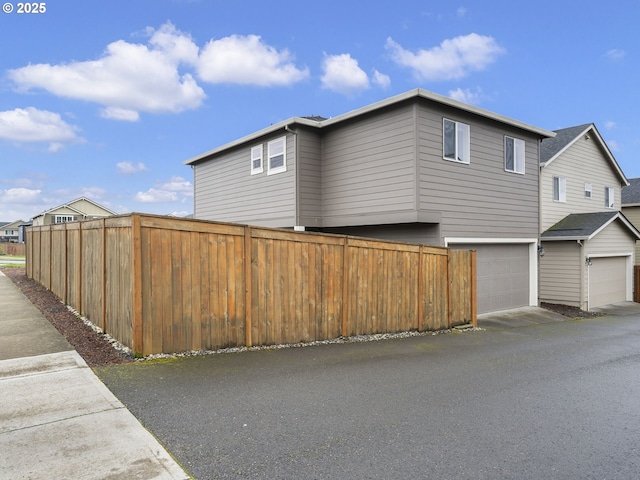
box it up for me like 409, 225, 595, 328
96, 306, 640, 479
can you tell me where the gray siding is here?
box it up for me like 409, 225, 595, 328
322, 224, 439, 246
622, 206, 640, 265
321, 104, 417, 225
586, 221, 635, 256
541, 135, 624, 231
194, 133, 296, 227
417, 103, 540, 240
296, 128, 322, 227
539, 241, 583, 308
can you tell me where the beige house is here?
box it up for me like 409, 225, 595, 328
0, 220, 25, 242
621, 177, 640, 266
539, 123, 640, 310
31, 197, 116, 226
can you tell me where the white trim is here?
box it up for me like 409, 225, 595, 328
585, 253, 634, 305
250, 144, 263, 175
504, 136, 525, 174
267, 136, 287, 175
444, 237, 538, 307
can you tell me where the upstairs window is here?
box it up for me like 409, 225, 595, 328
268, 137, 287, 175
443, 118, 470, 164
250, 145, 263, 175
605, 187, 614, 208
504, 136, 525, 174
584, 183, 592, 199
55, 215, 75, 223
553, 177, 566, 202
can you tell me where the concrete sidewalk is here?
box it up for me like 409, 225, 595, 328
0, 271, 191, 480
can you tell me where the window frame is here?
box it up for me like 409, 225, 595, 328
605, 187, 615, 208
584, 182, 592, 199
250, 145, 263, 175
553, 176, 566, 202
504, 136, 525, 174
267, 136, 287, 175
55, 215, 75, 224
443, 118, 470, 164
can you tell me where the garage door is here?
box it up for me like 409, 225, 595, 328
450, 243, 530, 314
589, 257, 627, 308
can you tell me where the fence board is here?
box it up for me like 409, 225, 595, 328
26, 213, 476, 355
634, 266, 640, 304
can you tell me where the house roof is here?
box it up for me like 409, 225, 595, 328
31, 196, 117, 220
540, 123, 628, 186
622, 177, 640, 206
541, 211, 640, 241
185, 88, 556, 166
1, 220, 26, 230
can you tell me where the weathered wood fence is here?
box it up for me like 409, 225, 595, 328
635, 266, 640, 303
0, 242, 25, 256
26, 214, 476, 356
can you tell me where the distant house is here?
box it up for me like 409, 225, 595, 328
539, 123, 640, 310
621, 177, 640, 266
31, 197, 116, 226
0, 220, 25, 242
185, 88, 556, 314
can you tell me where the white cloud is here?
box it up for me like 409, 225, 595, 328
8, 22, 206, 119
386, 33, 505, 81
0, 107, 82, 148
0, 187, 42, 204
117, 161, 149, 174
135, 176, 192, 203
604, 49, 626, 62
607, 139, 620, 152
448, 87, 484, 105
198, 34, 309, 86
101, 107, 140, 122
604, 120, 616, 130
321, 53, 370, 95
372, 69, 391, 89
457, 7, 467, 17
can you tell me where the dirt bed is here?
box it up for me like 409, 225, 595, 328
2, 268, 133, 367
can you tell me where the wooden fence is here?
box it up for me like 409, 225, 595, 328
26, 214, 477, 356
0, 242, 25, 256
635, 266, 640, 303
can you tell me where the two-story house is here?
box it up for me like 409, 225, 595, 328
31, 197, 116, 226
185, 89, 555, 314
539, 123, 640, 310
0, 220, 24, 242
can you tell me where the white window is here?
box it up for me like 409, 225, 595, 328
504, 136, 525, 174
605, 187, 614, 208
55, 215, 75, 223
443, 118, 470, 164
250, 145, 263, 175
268, 137, 286, 175
584, 183, 592, 199
553, 177, 566, 202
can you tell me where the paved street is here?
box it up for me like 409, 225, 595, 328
97, 313, 640, 479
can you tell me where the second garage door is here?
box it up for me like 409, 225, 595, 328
450, 243, 530, 314
589, 256, 627, 309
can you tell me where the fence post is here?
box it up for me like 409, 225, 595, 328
417, 246, 425, 331
131, 214, 143, 356
77, 222, 83, 315
470, 250, 477, 327
244, 225, 253, 347
101, 218, 106, 331
341, 237, 349, 337
446, 249, 453, 328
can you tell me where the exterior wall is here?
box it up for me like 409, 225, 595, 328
417, 102, 540, 242
539, 241, 583, 308
320, 104, 417, 226
194, 132, 296, 227
586, 221, 636, 257
296, 128, 322, 227
69, 199, 112, 216
322, 224, 440, 246
541, 136, 623, 231
621, 206, 640, 265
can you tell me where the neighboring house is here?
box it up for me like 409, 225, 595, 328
0, 220, 24, 242
621, 177, 640, 265
31, 197, 117, 226
185, 88, 556, 314
539, 123, 640, 310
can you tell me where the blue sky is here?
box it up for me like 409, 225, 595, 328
1, 0, 638, 222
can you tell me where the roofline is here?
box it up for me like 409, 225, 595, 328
541, 123, 629, 186
541, 211, 640, 242
32, 196, 117, 218
184, 88, 556, 166
622, 202, 640, 207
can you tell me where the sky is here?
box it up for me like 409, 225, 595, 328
1, 0, 639, 222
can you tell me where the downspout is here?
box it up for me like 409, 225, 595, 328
285, 124, 299, 228
538, 139, 543, 306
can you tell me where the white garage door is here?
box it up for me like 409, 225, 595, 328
589, 257, 627, 308
450, 244, 530, 314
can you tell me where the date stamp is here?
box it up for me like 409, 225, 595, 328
3, 2, 47, 13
